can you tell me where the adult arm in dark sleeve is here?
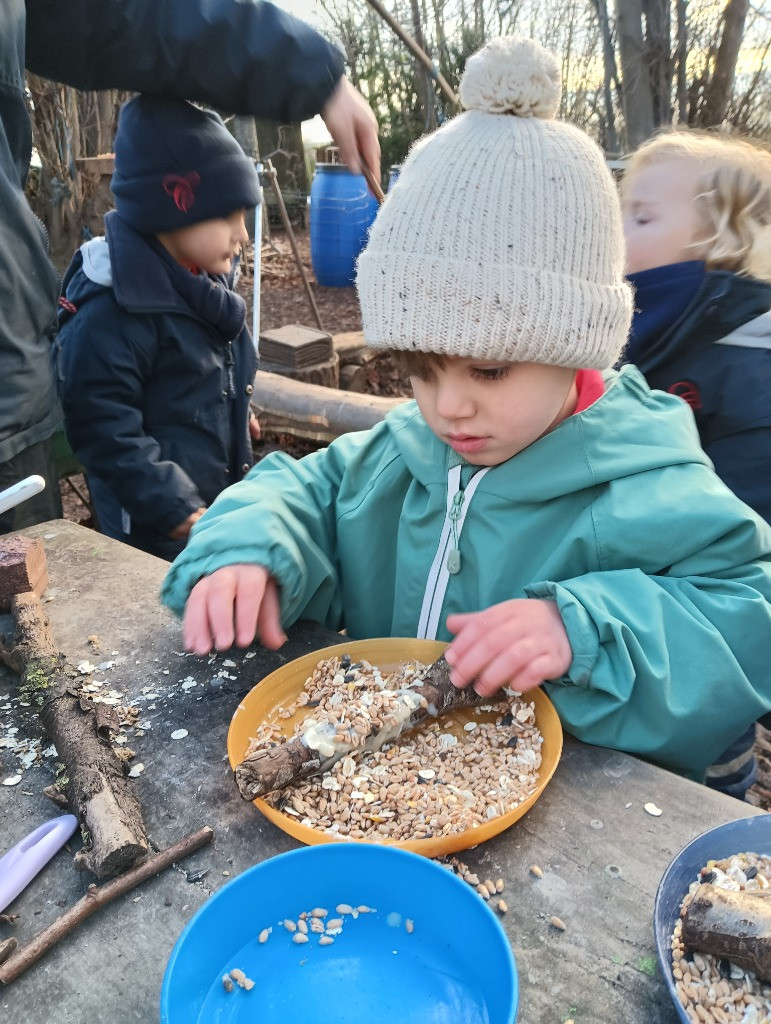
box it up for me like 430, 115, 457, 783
25, 0, 345, 123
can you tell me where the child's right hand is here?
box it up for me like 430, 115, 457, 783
182, 564, 287, 655
168, 507, 207, 540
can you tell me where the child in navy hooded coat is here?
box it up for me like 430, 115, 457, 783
621, 129, 771, 797
56, 95, 262, 560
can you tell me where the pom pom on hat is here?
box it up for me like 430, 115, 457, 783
459, 35, 561, 118
356, 35, 632, 371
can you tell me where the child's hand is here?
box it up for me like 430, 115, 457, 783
182, 564, 287, 655
168, 507, 207, 540
444, 599, 572, 697
248, 414, 261, 441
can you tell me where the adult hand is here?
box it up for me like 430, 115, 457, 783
168, 507, 207, 540
321, 76, 380, 178
444, 599, 573, 697
182, 564, 286, 655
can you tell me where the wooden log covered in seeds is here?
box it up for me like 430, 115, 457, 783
0, 590, 149, 878
682, 883, 771, 980
234, 655, 491, 800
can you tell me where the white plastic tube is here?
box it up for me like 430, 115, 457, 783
0, 475, 46, 516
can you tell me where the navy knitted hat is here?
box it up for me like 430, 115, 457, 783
111, 95, 261, 234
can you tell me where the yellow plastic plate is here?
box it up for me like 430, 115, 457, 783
227, 637, 563, 858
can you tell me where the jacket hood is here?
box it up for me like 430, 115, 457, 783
60, 214, 193, 317
383, 364, 710, 502
626, 267, 771, 374
61, 211, 243, 327
716, 310, 771, 351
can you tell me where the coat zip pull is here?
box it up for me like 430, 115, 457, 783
446, 491, 464, 574
417, 465, 491, 640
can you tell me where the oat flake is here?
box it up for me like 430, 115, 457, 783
171, 729, 188, 740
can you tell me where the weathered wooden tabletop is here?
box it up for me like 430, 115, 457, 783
0, 520, 759, 1024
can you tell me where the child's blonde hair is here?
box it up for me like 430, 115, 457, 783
622, 130, 771, 282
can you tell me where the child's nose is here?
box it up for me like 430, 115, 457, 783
435, 380, 474, 421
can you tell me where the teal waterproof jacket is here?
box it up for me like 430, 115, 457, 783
162, 367, 771, 778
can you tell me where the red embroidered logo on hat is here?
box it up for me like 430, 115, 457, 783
668, 380, 702, 410
162, 172, 201, 213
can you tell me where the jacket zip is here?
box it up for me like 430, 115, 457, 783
417, 463, 490, 639
225, 340, 236, 397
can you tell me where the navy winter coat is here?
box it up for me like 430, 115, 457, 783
55, 213, 257, 557
624, 267, 771, 524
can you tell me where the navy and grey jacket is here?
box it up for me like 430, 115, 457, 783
1, 0, 344, 463
55, 212, 257, 545
624, 264, 771, 524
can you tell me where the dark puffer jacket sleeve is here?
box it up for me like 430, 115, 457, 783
59, 292, 205, 533
25, 0, 345, 123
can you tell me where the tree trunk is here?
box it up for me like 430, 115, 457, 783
615, 0, 656, 147
675, 0, 688, 124
410, 0, 438, 132
593, 0, 621, 153
698, 0, 750, 126
642, 0, 673, 126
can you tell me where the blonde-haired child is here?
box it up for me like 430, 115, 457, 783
621, 129, 771, 797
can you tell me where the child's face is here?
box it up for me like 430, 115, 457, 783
622, 159, 706, 274
157, 210, 249, 275
409, 357, 578, 466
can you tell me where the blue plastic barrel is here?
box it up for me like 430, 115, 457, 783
310, 164, 379, 287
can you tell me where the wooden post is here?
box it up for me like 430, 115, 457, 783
263, 160, 324, 332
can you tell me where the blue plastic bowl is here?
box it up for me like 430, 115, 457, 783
161, 843, 518, 1024
653, 813, 771, 1024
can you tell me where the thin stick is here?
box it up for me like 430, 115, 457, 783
0, 826, 214, 985
264, 160, 324, 332
361, 162, 386, 205
363, 0, 460, 109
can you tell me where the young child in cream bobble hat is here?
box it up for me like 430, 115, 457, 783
162, 37, 771, 782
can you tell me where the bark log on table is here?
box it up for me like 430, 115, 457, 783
682, 883, 771, 980
0, 591, 148, 878
234, 655, 491, 800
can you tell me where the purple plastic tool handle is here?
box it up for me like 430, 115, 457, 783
0, 814, 78, 912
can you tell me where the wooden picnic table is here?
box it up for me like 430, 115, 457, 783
0, 520, 760, 1024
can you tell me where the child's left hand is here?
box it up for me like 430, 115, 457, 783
444, 599, 572, 697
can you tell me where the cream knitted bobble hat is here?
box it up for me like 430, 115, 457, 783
356, 35, 633, 369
